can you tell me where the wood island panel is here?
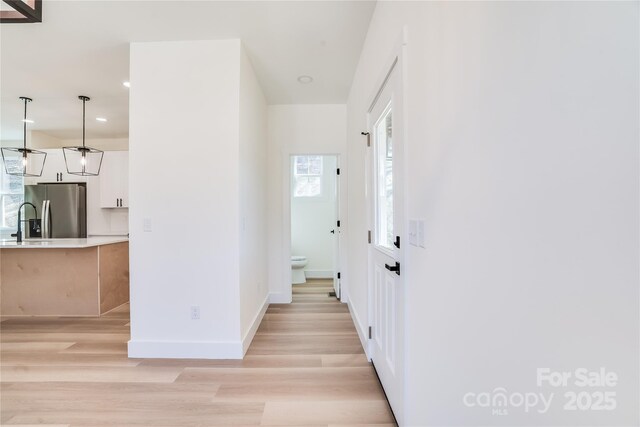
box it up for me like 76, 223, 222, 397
0, 247, 100, 316
98, 242, 129, 314
0, 242, 129, 317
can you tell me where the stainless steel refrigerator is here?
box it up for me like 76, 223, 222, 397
24, 183, 87, 238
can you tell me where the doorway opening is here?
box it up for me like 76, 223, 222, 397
289, 154, 341, 301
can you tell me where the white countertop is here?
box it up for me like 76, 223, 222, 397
0, 236, 128, 249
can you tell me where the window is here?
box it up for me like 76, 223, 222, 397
293, 155, 323, 198
1, 160, 24, 232
375, 104, 394, 249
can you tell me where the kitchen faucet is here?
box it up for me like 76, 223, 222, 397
12, 202, 38, 243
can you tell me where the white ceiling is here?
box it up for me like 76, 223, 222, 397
0, 0, 375, 141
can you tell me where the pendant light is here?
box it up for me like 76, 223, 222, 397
63, 96, 104, 176
1, 97, 47, 177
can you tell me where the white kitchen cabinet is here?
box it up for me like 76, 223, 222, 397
24, 149, 87, 185
99, 151, 128, 208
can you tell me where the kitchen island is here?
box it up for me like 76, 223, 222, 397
0, 237, 129, 317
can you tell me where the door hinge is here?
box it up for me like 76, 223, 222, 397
361, 131, 370, 147
368, 326, 372, 339
336, 168, 340, 175
337, 220, 341, 227
394, 236, 400, 249
337, 272, 341, 279
367, 230, 372, 244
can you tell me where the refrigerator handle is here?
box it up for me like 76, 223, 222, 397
42, 200, 51, 239
41, 201, 47, 237
47, 200, 52, 237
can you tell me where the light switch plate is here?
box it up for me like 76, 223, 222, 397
143, 218, 152, 232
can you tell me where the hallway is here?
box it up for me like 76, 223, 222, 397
0, 280, 395, 426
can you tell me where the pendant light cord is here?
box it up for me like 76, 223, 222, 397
23, 98, 27, 151
82, 97, 86, 149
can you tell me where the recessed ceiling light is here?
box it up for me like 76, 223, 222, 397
123, 81, 130, 88
96, 117, 107, 122
21, 119, 34, 123
297, 75, 313, 84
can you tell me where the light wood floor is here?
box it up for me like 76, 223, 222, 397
0, 278, 395, 426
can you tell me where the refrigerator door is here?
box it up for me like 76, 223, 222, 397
47, 184, 87, 238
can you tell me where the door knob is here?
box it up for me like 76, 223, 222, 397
330, 229, 335, 234
384, 262, 400, 276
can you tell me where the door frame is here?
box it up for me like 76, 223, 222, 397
283, 152, 343, 301
365, 27, 408, 425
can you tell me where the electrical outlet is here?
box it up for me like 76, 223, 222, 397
190, 306, 200, 320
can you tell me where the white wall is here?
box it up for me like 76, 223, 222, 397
129, 39, 265, 359
347, 2, 638, 425
291, 155, 337, 277
267, 105, 347, 302
238, 47, 269, 350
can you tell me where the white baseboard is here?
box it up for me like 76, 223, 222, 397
348, 300, 370, 360
128, 295, 269, 360
304, 270, 333, 279
340, 285, 349, 303
242, 295, 269, 355
128, 339, 243, 359
269, 292, 291, 304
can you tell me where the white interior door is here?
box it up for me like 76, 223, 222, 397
368, 61, 404, 421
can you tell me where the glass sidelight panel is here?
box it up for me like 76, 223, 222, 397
375, 103, 393, 250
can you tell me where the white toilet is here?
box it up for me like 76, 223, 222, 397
291, 256, 308, 284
